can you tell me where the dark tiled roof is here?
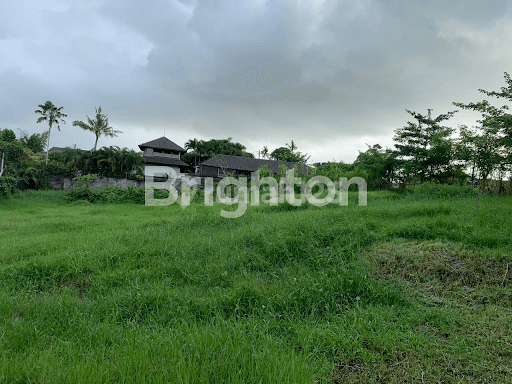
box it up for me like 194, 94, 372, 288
200, 155, 309, 174
138, 137, 186, 152
143, 156, 190, 167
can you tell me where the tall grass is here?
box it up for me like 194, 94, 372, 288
0, 187, 511, 383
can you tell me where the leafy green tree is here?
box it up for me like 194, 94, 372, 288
455, 125, 504, 211
269, 147, 290, 161
35, 101, 67, 164
393, 109, 457, 184
0, 129, 16, 143
26, 133, 48, 153
182, 138, 254, 165
354, 144, 398, 189
269, 141, 310, 163
44, 146, 143, 180
0, 141, 23, 177
453, 71, 512, 175
17, 129, 49, 153
185, 138, 200, 166
72, 107, 122, 150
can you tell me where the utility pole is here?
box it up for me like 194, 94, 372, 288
0, 151, 4, 177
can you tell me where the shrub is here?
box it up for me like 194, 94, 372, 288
64, 186, 170, 204
0, 176, 18, 199
72, 174, 98, 189
0, 142, 23, 177
413, 182, 477, 199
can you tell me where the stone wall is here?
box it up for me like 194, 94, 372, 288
48, 176, 144, 190
48, 175, 222, 190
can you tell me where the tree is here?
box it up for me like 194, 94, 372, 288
0, 129, 16, 143
182, 138, 254, 166
393, 109, 457, 184
17, 129, 49, 153
354, 144, 398, 189
72, 107, 122, 150
453, 72, 512, 176
261, 145, 269, 159
286, 140, 297, 152
35, 101, 67, 164
0, 141, 23, 177
455, 126, 504, 212
185, 138, 198, 152
185, 138, 200, 166
269, 141, 310, 163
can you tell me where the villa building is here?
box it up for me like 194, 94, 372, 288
138, 137, 190, 180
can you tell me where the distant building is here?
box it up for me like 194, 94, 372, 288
198, 155, 309, 178
138, 137, 190, 180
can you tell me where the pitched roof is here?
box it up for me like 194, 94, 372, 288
143, 156, 190, 167
200, 155, 309, 174
138, 137, 186, 152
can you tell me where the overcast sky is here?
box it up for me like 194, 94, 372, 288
2, 0, 512, 163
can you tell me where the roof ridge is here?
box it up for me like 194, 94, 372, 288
138, 136, 186, 152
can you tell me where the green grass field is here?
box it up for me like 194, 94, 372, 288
0, 187, 511, 383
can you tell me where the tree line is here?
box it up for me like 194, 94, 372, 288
313, 72, 512, 196
1, 72, 511, 194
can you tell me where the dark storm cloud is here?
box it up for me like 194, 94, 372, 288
1, 0, 511, 161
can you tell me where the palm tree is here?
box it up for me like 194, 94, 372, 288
72, 107, 122, 150
185, 138, 199, 152
185, 138, 200, 166
261, 146, 269, 159
35, 101, 67, 164
286, 140, 297, 152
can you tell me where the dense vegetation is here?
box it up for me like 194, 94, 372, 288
0, 187, 510, 382
1, 73, 510, 381
183, 137, 255, 166
2, 72, 511, 198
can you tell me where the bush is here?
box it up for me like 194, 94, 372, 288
64, 186, 171, 204
0, 142, 23, 177
0, 176, 17, 199
412, 182, 477, 199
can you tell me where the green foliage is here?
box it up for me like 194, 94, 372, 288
0, 191, 511, 382
35, 100, 67, 164
0, 176, 17, 198
18, 129, 49, 153
412, 182, 478, 199
0, 129, 16, 143
72, 107, 122, 150
47, 146, 144, 180
268, 140, 310, 163
314, 161, 354, 180
183, 137, 254, 166
393, 109, 457, 184
0, 141, 23, 177
20, 166, 52, 190
64, 186, 168, 204
354, 144, 397, 189
455, 125, 504, 190
454, 72, 512, 191
257, 164, 274, 178
72, 173, 98, 189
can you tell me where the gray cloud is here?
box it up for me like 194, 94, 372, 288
1, 0, 512, 162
